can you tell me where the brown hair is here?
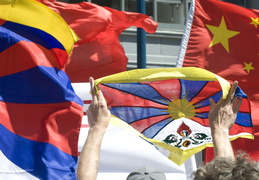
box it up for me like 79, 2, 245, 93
194, 152, 259, 180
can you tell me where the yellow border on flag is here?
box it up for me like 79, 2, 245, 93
95, 67, 231, 99
0, 0, 78, 54
110, 115, 254, 165
100, 67, 253, 165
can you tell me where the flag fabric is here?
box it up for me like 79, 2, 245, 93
0, 0, 83, 179
176, 0, 259, 162
37, 0, 158, 82
92, 67, 253, 165
72, 82, 198, 180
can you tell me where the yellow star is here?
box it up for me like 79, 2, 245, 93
243, 62, 255, 73
250, 17, 259, 28
206, 16, 240, 53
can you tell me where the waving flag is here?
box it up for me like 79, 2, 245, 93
176, 0, 259, 162
37, 0, 158, 82
93, 67, 253, 165
0, 0, 83, 179
73, 82, 198, 180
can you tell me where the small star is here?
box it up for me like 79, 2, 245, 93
243, 62, 255, 73
250, 17, 259, 28
206, 16, 240, 53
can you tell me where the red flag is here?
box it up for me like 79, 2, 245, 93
37, 0, 158, 82
177, 0, 259, 162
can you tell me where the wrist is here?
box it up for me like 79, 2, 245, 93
211, 126, 229, 135
88, 125, 107, 135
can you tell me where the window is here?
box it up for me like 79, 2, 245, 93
65, 0, 191, 30
63, 0, 259, 30
222, 0, 258, 9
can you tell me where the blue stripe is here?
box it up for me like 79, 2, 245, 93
179, 79, 208, 101
1, 21, 65, 51
0, 124, 77, 180
236, 112, 253, 127
0, 26, 30, 52
0, 66, 83, 105
195, 112, 209, 119
142, 118, 172, 138
193, 91, 222, 108
111, 107, 168, 123
103, 83, 170, 105
235, 86, 248, 98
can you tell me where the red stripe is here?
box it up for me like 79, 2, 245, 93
0, 41, 64, 77
131, 115, 171, 133
191, 81, 221, 105
98, 84, 168, 108
83, 100, 92, 104
141, 79, 181, 101
0, 101, 83, 156
230, 123, 254, 135
0, 19, 6, 26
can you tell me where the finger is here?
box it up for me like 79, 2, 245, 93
97, 90, 109, 108
209, 98, 216, 107
89, 77, 97, 102
233, 97, 242, 113
216, 97, 224, 105
97, 90, 106, 102
226, 81, 238, 103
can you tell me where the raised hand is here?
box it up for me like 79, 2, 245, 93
87, 77, 111, 129
209, 81, 242, 132
208, 81, 242, 159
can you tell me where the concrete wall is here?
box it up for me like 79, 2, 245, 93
120, 27, 184, 70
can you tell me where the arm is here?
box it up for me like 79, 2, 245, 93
77, 77, 111, 180
208, 81, 242, 159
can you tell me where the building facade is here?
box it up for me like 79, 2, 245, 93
63, 0, 259, 70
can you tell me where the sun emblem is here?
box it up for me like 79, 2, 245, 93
167, 99, 196, 119
162, 92, 203, 120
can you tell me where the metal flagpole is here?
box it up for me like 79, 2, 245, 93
137, 0, 146, 68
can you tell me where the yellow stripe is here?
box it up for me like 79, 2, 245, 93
0, 0, 78, 54
95, 67, 231, 99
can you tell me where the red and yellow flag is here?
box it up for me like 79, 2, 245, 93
177, 0, 259, 162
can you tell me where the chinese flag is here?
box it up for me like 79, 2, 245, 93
177, 0, 259, 162
37, 0, 158, 82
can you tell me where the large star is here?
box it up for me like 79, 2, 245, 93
206, 16, 240, 53
243, 62, 255, 73
250, 17, 259, 28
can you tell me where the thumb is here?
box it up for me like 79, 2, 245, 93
209, 98, 215, 106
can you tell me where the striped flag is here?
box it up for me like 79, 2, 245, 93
72, 82, 198, 180
93, 67, 253, 165
0, 0, 83, 179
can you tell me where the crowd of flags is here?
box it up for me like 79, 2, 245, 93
0, 0, 259, 179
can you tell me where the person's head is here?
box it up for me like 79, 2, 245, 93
126, 166, 166, 180
194, 152, 259, 180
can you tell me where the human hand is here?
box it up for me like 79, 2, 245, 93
208, 81, 242, 132
87, 77, 111, 129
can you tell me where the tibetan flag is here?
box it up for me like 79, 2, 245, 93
72, 82, 198, 179
176, 0, 259, 162
0, 0, 83, 179
93, 67, 253, 165
36, 0, 158, 82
